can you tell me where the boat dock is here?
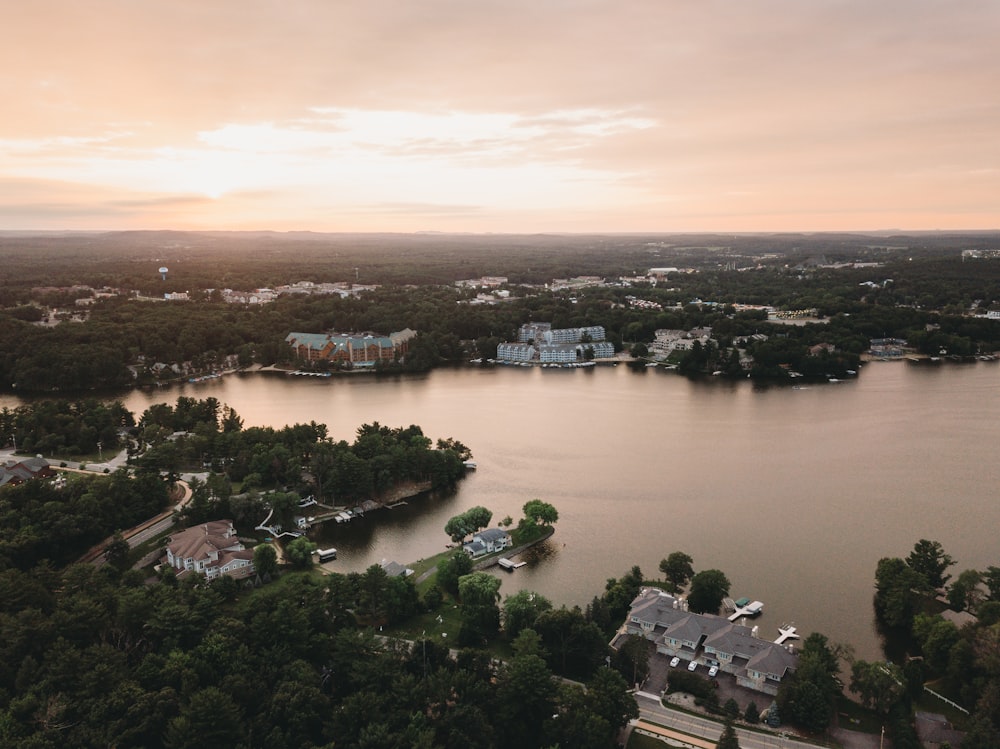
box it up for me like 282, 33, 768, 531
728, 600, 764, 622
497, 557, 526, 570
774, 624, 800, 645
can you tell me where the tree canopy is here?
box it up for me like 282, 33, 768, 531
687, 569, 731, 614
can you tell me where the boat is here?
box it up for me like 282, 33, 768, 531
316, 548, 338, 562
464, 461, 478, 470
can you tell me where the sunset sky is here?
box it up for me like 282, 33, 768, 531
3, 1, 999, 233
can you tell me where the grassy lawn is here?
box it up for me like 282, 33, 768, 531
385, 598, 465, 644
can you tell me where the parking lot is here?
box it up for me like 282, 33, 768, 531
639, 643, 775, 717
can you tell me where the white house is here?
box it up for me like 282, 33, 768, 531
463, 528, 513, 558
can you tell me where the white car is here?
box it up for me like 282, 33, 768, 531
669, 657, 680, 668
708, 666, 719, 677
687, 660, 698, 672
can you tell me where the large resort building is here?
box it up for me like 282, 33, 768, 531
285, 328, 416, 366
617, 588, 798, 696
497, 322, 615, 364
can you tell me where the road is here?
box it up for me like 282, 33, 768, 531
633, 692, 823, 749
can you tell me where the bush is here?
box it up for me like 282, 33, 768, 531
423, 585, 443, 610
665, 669, 715, 700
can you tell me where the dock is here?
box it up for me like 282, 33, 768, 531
497, 557, 526, 571
728, 600, 764, 622
774, 624, 800, 645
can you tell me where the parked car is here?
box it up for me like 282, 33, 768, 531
687, 660, 698, 672
669, 657, 680, 668
708, 666, 718, 677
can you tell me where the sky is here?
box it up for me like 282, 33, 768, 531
3, 0, 999, 233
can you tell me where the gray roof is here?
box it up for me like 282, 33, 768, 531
664, 613, 730, 644
703, 624, 771, 661
476, 528, 509, 543
746, 644, 797, 679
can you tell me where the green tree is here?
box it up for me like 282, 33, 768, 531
744, 700, 760, 723
906, 539, 954, 589
849, 660, 905, 715
913, 613, 961, 673
253, 543, 278, 578
875, 556, 929, 629
687, 569, 731, 614
284, 536, 317, 570
983, 565, 1000, 601
522, 498, 558, 526
436, 550, 473, 596
444, 506, 493, 542
458, 572, 502, 644
612, 634, 650, 687
503, 589, 553, 640
778, 633, 843, 734
948, 568, 983, 612
103, 531, 131, 571
496, 651, 557, 749
659, 551, 694, 593
583, 667, 639, 739
717, 718, 741, 749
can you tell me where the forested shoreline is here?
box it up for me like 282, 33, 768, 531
3, 232, 1000, 393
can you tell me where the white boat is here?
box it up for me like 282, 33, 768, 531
463, 461, 477, 470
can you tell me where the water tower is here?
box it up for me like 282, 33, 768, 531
159, 266, 169, 281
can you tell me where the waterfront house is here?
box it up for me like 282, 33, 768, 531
619, 587, 798, 696
164, 520, 255, 581
462, 528, 512, 558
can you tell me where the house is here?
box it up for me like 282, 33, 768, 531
380, 560, 414, 578
164, 520, 255, 580
462, 528, 512, 558
0, 457, 53, 488
619, 588, 798, 696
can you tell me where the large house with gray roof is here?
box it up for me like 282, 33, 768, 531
619, 587, 798, 695
164, 520, 255, 581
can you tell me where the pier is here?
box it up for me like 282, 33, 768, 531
774, 624, 800, 645
727, 600, 764, 622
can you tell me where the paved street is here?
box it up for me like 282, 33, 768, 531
634, 692, 818, 749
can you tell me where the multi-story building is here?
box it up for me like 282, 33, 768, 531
164, 520, 255, 581
286, 328, 416, 366
618, 588, 798, 696
499, 323, 613, 363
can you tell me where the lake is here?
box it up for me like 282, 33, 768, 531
7, 360, 999, 659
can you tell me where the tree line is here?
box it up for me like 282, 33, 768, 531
4, 240, 1000, 391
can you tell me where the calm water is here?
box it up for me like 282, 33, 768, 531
7, 361, 999, 659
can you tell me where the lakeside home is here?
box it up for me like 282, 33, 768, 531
617, 588, 797, 696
